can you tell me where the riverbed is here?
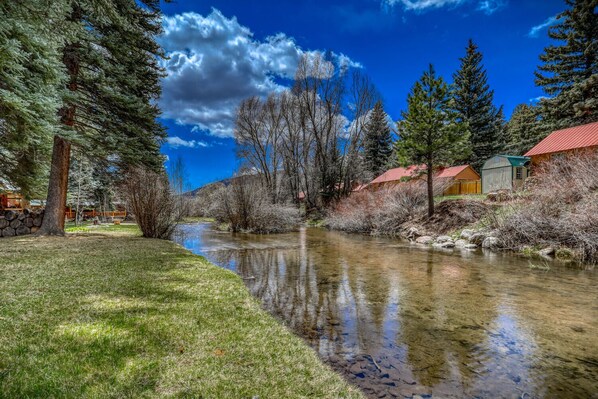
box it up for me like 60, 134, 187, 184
173, 223, 598, 398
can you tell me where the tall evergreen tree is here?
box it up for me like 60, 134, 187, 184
535, 0, 598, 130
364, 100, 393, 178
395, 65, 470, 217
453, 39, 504, 170
506, 104, 543, 155
38, 0, 167, 235
0, 1, 65, 197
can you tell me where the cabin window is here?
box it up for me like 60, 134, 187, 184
515, 167, 523, 180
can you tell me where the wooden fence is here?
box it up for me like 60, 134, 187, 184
443, 180, 481, 196
65, 210, 127, 219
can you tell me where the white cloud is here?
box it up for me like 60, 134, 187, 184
528, 16, 558, 38
159, 9, 361, 138
166, 136, 209, 149
383, 0, 506, 14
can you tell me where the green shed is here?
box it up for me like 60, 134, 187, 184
481, 155, 531, 194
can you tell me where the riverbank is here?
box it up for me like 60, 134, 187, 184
0, 225, 362, 398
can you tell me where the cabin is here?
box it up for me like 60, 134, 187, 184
481, 155, 530, 194
368, 164, 481, 195
524, 121, 598, 165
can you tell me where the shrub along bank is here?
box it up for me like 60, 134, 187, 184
0, 225, 361, 398
326, 154, 598, 264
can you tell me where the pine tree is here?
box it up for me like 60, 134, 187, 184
0, 1, 66, 197
395, 65, 470, 217
506, 104, 543, 155
364, 100, 393, 178
535, 0, 598, 129
453, 39, 505, 170
38, 0, 167, 235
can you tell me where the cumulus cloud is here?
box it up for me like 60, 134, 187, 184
383, 0, 506, 14
166, 136, 209, 149
528, 16, 558, 38
159, 9, 361, 138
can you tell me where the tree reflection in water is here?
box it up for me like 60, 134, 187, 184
174, 224, 598, 398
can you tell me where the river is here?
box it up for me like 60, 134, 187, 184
173, 223, 598, 399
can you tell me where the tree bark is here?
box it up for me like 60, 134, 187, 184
427, 162, 434, 217
36, 136, 71, 235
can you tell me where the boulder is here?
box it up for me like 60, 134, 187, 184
415, 236, 434, 245
460, 229, 475, 240
482, 236, 500, 249
4, 210, 17, 221
0, 217, 8, 230
1, 227, 16, 237
436, 235, 453, 243
15, 225, 30, 236
469, 233, 487, 246
539, 247, 555, 257
405, 227, 420, 240
454, 239, 468, 248
9, 219, 22, 229
24, 217, 34, 228
433, 241, 455, 248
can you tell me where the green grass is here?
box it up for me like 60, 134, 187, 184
0, 226, 361, 398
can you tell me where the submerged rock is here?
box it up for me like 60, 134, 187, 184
415, 236, 434, 245
433, 241, 455, 248
539, 247, 555, 257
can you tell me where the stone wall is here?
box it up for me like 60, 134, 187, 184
0, 209, 44, 237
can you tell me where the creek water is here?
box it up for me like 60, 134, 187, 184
173, 223, 598, 399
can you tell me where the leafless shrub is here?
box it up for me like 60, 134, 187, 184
123, 166, 185, 239
326, 182, 429, 235
212, 176, 300, 234
494, 154, 598, 263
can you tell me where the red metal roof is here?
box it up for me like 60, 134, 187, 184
370, 165, 426, 185
525, 121, 598, 157
436, 164, 474, 178
370, 164, 474, 185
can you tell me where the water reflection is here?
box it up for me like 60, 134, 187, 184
174, 223, 598, 398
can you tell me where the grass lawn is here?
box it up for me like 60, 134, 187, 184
0, 225, 361, 398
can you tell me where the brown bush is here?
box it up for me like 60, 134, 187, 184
326, 183, 429, 235
123, 167, 186, 239
211, 176, 300, 234
494, 154, 598, 263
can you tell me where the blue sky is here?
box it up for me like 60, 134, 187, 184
157, 0, 566, 189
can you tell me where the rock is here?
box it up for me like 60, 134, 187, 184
15, 225, 30, 236
9, 219, 22, 229
436, 235, 452, 243
415, 236, 434, 245
464, 244, 478, 249
17, 212, 26, 221
460, 229, 475, 239
33, 217, 43, 227
1, 227, 16, 237
482, 236, 500, 249
30, 226, 40, 234
4, 210, 17, 221
454, 239, 468, 248
433, 241, 455, 248
539, 247, 555, 257
24, 217, 34, 228
0, 217, 8, 230
405, 227, 420, 240
469, 232, 487, 246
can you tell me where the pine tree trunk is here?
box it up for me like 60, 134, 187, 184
36, 136, 71, 236
427, 163, 434, 217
